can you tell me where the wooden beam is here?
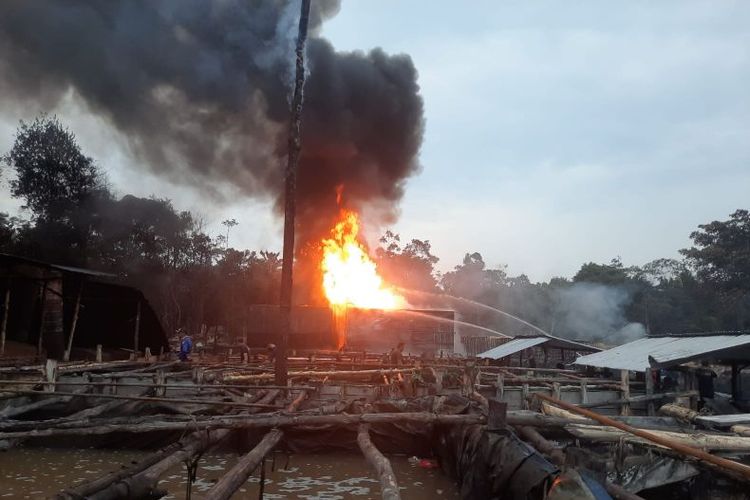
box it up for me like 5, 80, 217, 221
203, 429, 283, 500
358, 424, 401, 500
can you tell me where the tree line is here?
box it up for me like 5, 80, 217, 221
2, 116, 748, 343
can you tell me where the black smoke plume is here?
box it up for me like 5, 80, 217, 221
0, 0, 424, 299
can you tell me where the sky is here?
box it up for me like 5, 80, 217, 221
1, 0, 749, 281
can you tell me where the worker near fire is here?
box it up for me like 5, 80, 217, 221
179, 334, 193, 362
390, 342, 405, 365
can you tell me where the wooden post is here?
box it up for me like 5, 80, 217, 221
144, 347, 152, 362
522, 382, 529, 410
96, 344, 102, 363
496, 373, 504, 400
552, 382, 561, 400
64, 282, 84, 362
645, 368, 655, 416
620, 370, 631, 416
44, 358, 58, 392
0, 277, 10, 356
153, 370, 166, 397
132, 300, 141, 360
357, 424, 401, 500
580, 380, 588, 405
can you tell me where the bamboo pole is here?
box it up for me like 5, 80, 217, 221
535, 393, 750, 480
0, 379, 315, 391
358, 424, 401, 500
0, 277, 9, 356
564, 424, 750, 452
227, 367, 416, 383
63, 282, 83, 362
132, 299, 141, 359
2, 390, 282, 409
578, 390, 697, 409
203, 429, 283, 500
0, 412, 487, 440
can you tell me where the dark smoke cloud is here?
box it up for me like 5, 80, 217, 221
0, 0, 424, 255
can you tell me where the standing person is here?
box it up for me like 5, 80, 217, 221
179, 334, 193, 362
266, 343, 277, 363
237, 341, 251, 363
389, 342, 405, 365
697, 360, 717, 410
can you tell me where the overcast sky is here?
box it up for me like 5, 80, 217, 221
1, 1, 749, 281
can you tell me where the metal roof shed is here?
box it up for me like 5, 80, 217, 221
477, 335, 600, 360
574, 334, 750, 372
477, 337, 548, 359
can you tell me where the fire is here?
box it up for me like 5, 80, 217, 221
321, 209, 405, 312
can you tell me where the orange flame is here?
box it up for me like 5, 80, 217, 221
321, 209, 405, 312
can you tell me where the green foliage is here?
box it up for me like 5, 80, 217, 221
681, 209, 750, 292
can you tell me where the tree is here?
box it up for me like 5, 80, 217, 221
2, 115, 109, 264
441, 252, 508, 300
681, 209, 750, 293
222, 218, 239, 248
680, 209, 750, 331
573, 258, 631, 285
3, 115, 104, 222
375, 231, 439, 293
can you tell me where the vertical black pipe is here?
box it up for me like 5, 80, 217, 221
276, 0, 311, 385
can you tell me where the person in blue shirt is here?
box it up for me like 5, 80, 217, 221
179, 334, 193, 362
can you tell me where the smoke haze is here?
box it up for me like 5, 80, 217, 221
551, 283, 646, 344
0, 0, 424, 260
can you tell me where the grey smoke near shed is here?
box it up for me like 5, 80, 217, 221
0, 0, 424, 250
551, 283, 646, 344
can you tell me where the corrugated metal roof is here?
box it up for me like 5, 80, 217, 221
477, 337, 548, 359
574, 335, 750, 372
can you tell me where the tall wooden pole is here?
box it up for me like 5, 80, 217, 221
276, 0, 311, 386
64, 282, 84, 362
133, 299, 142, 359
0, 277, 10, 356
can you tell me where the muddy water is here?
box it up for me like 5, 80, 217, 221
0, 448, 459, 499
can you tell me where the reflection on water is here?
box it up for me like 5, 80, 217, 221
0, 448, 459, 499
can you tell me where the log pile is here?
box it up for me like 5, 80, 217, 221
1, 354, 748, 499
